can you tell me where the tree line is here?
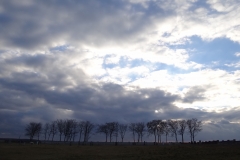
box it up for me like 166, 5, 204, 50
25, 118, 202, 143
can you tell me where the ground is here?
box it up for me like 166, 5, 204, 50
1, 143, 240, 160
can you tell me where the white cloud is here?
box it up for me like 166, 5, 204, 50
104, 55, 121, 65
207, 0, 239, 12
101, 66, 150, 84
225, 62, 240, 68
128, 69, 240, 111
235, 52, 240, 57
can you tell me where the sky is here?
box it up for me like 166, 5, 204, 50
1, 0, 240, 142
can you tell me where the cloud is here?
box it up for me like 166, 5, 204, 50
1, 0, 240, 141
207, 0, 239, 13
225, 62, 240, 68
182, 86, 208, 103
0, 0, 164, 50
235, 52, 240, 57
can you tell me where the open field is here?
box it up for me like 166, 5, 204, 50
1, 143, 240, 160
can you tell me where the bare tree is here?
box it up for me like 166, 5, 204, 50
168, 119, 179, 143
36, 123, 42, 141
178, 120, 187, 143
50, 121, 58, 141
192, 119, 202, 142
107, 122, 118, 142
157, 120, 165, 143
187, 118, 202, 142
47, 125, 52, 140
147, 120, 158, 143
187, 119, 193, 142
70, 120, 78, 142
63, 119, 75, 142
78, 121, 85, 144
97, 123, 109, 142
114, 122, 119, 142
119, 124, 128, 142
164, 122, 170, 143
43, 123, 50, 141
82, 121, 95, 142
63, 120, 69, 142
25, 122, 42, 141
135, 122, 145, 142
129, 123, 137, 142
57, 119, 65, 142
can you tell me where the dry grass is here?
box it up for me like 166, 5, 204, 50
1, 143, 240, 160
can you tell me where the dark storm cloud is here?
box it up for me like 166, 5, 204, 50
0, 57, 183, 138
1, 63, 240, 141
182, 85, 209, 103
0, 0, 170, 50
203, 107, 240, 122
5, 54, 50, 68
0, 49, 180, 122
0, 71, 180, 120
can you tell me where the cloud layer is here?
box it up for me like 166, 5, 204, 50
1, 0, 240, 141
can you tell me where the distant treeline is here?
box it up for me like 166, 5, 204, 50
25, 118, 202, 143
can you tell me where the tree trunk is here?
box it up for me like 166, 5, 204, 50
52, 134, 54, 141
72, 135, 75, 142
175, 133, 178, 143
78, 132, 82, 143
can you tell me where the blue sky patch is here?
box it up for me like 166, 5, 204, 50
168, 36, 240, 71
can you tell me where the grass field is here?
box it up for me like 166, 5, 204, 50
1, 143, 240, 160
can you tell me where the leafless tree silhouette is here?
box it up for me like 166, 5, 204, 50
43, 123, 50, 141
25, 122, 42, 141
107, 122, 118, 142
157, 120, 165, 143
178, 120, 187, 143
119, 124, 128, 142
23, 118, 202, 143
78, 121, 85, 144
187, 118, 202, 142
114, 122, 119, 142
97, 123, 109, 142
63, 119, 77, 142
168, 119, 179, 143
129, 123, 137, 143
82, 121, 95, 142
50, 121, 58, 141
147, 120, 159, 143
163, 121, 170, 143
135, 122, 145, 142
56, 119, 65, 142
